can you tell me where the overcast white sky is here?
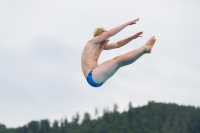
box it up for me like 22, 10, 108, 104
0, 0, 200, 128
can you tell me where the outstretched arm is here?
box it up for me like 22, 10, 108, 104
89, 18, 140, 44
104, 31, 143, 50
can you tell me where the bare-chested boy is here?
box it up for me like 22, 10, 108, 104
81, 18, 156, 87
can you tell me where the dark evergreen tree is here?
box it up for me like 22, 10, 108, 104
39, 120, 51, 133
27, 121, 39, 133
1, 102, 200, 133
52, 120, 59, 133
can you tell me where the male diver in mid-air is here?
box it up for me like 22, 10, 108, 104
81, 18, 156, 87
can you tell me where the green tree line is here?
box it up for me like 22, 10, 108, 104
1, 101, 200, 133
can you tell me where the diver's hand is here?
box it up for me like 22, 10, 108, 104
129, 18, 139, 25
132, 31, 143, 39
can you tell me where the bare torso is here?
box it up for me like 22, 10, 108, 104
81, 42, 104, 77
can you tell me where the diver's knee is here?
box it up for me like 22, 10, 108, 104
112, 56, 123, 66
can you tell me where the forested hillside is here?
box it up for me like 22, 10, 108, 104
1, 101, 200, 133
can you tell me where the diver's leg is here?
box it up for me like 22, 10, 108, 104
92, 36, 156, 84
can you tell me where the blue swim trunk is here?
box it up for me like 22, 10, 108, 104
86, 70, 103, 87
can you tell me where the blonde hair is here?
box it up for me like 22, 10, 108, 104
93, 27, 107, 37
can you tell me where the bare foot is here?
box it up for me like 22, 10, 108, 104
143, 36, 156, 53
